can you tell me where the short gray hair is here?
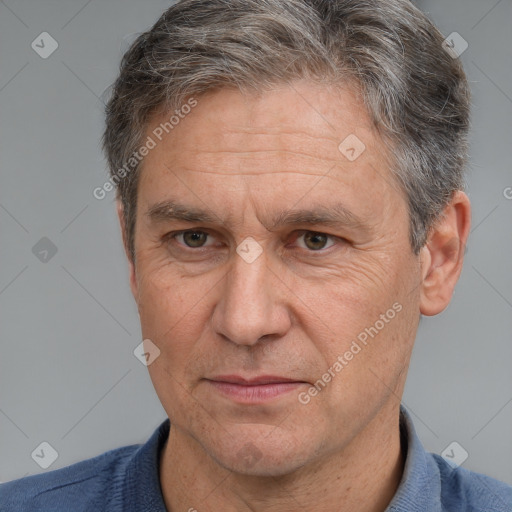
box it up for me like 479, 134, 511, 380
103, 0, 470, 262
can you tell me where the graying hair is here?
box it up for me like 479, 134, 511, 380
103, 0, 470, 262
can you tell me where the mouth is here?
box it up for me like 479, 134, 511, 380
204, 375, 307, 403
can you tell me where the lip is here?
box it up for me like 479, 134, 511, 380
205, 375, 306, 403
209, 375, 301, 385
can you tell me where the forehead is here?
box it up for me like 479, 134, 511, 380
137, 81, 405, 227
144, 81, 380, 167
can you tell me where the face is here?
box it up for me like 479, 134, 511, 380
126, 81, 423, 476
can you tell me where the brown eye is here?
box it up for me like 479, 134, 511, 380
302, 232, 330, 251
180, 231, 209, 247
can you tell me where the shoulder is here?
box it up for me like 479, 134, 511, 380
393, 407, 512, 512
0, 444, 140, 512
431, 453, 512, 512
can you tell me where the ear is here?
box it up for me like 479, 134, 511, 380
116, 200, 138, 302
419, 191, 471, 316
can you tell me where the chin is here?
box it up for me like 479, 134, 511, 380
205, 430, 315, 477
217, 450, 310, 477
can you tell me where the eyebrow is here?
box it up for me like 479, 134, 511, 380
145, 199, 368, 232
146, 200, 218, 225
268, 203, 367, 232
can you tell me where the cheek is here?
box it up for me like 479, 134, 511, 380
296, 251, 418, 406
134, 259, 214, 370
295, 254, 396, 334
136, 253, 198, 325
136, 265, 214, 421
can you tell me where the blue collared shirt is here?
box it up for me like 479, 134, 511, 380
1, 406, 511, 511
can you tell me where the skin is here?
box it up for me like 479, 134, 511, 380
117, 80, 471, 511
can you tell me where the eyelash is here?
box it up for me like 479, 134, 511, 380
165, 229, 342, 254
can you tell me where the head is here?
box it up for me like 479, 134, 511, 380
103, 0, 471, 476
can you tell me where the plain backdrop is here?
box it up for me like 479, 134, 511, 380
1, 0, 511, 486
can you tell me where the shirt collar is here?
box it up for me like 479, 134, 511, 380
122, 419, 170, 512
385, 405, 442, 512
123, 406, 440, 511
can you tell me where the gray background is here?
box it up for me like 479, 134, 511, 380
1, 0, 511, 486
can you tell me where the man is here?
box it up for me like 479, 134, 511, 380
2, 0, 511, 510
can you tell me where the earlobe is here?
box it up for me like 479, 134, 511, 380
419, 191, 471, 316
116, 200, 139, 302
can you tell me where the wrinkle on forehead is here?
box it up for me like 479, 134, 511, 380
161, 166, 339, 178
137, 82, 406, 240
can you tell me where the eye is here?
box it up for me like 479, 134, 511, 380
171, 230, 214, 248
294, 231, 337, 251
166, 229, 341, 253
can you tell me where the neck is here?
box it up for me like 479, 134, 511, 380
159, 403, 405, 512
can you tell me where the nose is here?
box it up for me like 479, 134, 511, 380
211, 248, 291, 346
